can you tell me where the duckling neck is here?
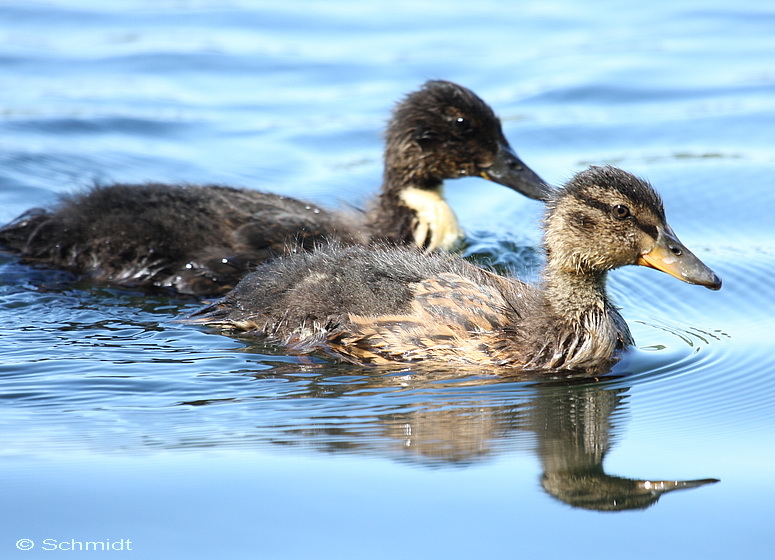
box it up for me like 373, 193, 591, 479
543, 266, 610, 321
369, 178, 462, 252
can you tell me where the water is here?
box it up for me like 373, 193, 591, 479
1, 1, 774, 558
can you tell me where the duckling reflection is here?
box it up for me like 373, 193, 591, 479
188, 361, 718, 511
529, 382, 718, 511
374, 375, 718, 511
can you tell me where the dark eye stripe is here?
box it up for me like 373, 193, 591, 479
575, 193, 659, 239
575, 193, 610, 214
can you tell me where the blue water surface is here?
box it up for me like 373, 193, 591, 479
1, 1, 774, 558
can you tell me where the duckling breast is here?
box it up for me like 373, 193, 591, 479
519, 302, 633, 371
398, 187, 463, 252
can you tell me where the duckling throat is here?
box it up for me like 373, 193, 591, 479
544, 267, 610, 320
398, 185, 463, 252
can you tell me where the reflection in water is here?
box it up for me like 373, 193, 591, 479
529, 382, 718, 511
185, 364, 719, 511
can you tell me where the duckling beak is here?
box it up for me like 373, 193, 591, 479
637, 225, 722, 290
480, 143, 551, 201
635, 478, 720, 494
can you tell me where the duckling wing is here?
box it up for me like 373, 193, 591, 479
332, 271, 518, 364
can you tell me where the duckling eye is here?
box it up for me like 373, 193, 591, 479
612, 204, 631, 220
454, 116, 473, 134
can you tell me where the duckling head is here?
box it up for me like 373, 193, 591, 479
543, 472, 720, 512
384, 80, 548, 200
544, 166, 722, 290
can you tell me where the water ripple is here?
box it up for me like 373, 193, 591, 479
608, 314, 775, 441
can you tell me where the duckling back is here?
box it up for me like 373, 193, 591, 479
0, 183, 365, 295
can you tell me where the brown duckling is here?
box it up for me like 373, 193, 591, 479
192, 166, 721, 372
0, 80, 547, 296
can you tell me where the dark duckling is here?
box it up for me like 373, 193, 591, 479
192, 166, 721, 372
0, 80, 547, 296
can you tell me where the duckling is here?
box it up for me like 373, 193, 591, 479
0, 80, 547, 296
192, 166, 721, 372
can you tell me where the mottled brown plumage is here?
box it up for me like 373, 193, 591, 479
0, 80, 547, 296
191, 166, 722, 373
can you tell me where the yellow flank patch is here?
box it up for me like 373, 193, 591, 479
398, 186, 463, 252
